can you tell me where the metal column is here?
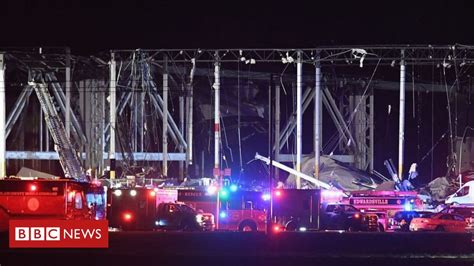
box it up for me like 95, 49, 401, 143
296, 51, 303, 189
179, 95, 184, 179
398, 50, 406, 178
274, 84, 280, 180
213, 52, 221, 229
109, 53, 117, 179
186, 59, 195, 174
0, 54, 5, 177
65, 48, 71, 138
369, 91, 374, 171
163, 56, 169, 176
314, 56, 321, 181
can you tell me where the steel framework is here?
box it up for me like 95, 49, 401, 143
1, 45, 473, 180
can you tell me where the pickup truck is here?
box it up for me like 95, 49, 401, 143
320, 203, 379, 231
154, 202, 214, 231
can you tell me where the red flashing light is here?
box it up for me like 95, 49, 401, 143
273, 225, 281, 232
354, 213, 361, 219
149, 190, 156, 197
123, 212, 133, 222
29, 184, 38, 192
275, 190, 282, 197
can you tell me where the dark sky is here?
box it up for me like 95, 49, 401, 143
2, 0, 474, 53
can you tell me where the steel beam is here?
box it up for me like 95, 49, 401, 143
278, 87, 313, 151
5, 86, 33, 138
148, 81, 187, 149
5, 151, 186, 161
45, 74, 87, 144
255, 153, 331, 189
322, 87, 357, 152
277, 153, 354, 164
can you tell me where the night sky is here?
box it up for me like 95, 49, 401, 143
2, 0, 474, 184
2, 1, 474, 51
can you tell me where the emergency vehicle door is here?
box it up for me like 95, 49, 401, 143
244, 201, 254, 218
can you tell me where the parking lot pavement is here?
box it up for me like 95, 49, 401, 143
0, 231, 473, 266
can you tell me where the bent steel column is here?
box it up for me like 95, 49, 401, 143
0, 54, 5, 177
398, 50, 406, 179
296, 51, 303, 189
109, 53, 117, 179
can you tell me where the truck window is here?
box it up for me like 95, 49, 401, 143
168, 204, 176, 213
325, 205, 335, 212
343, 205, 358, 212
244, 201, 253, 210
180, 205, 195, 213
440, 214, 453, 220
75, 192, 83, 209
456, 186, 470, 197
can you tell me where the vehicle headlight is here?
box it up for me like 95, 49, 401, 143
196, 214, 203, 223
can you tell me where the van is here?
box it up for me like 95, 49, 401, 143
445, 181, 474, 205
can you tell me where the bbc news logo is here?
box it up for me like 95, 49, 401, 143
9, 220, 108, 248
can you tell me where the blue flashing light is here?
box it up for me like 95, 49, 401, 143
230, 184, 238, 192
404, 202, 413, 211
262, 194, 271, 201
220, 212, 227, 219
220, 189, 229, 199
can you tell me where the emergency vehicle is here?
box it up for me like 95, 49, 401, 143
347, 190, 422, 231
107, 187, 158, 230
0, 177, 106, 231
272, 189, 321, 231
177, 188, 267, 232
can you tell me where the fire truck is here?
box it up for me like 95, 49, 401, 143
346, 190, 422, 231
177, 188, 267, 232
0, 177, 106, 231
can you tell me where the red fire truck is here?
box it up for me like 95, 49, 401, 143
346, 190, 422, 231
177, 189, 267, 232
0, 177, 106, 231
